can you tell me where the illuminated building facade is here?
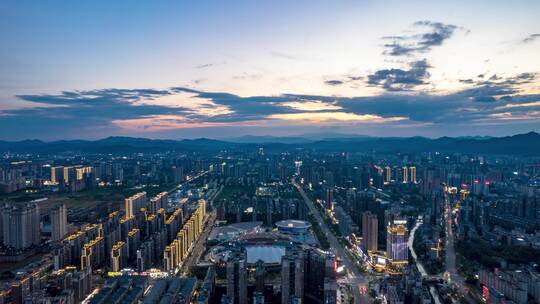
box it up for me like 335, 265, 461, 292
124, 192, 147, 218
386, 220, 409, 265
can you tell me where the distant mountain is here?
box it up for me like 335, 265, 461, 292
0, 136, 237, 154
1, 132, 539, 155
226, 135, 314, 144
227, 132, 371, 144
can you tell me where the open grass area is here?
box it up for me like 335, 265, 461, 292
0, 184, 171, 212
215, 185, 255, 201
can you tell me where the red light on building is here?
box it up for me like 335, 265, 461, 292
482, 285, 489, 302
359, 286, 367, 295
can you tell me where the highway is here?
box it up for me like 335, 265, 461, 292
167, 170, 209, 195
293, 180, 369, 304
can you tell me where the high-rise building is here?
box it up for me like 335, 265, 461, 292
323, 277, 337, 304
124, 192, 147, 218
281, 251, 304, 304
150, 192, 168, 214
402, 167, 409, 183
111, 241, 127, 272
384, 166, 392, 183
172, 166, 184, 183
409, 166, 417, 183
255, 260, 265, 293
226, 253, 247, 304
325, 188, 333, 209
362, 211, 378, 252
75, 166, 93, 180
303, 248, 337, 304
51, 166, 64, 185
386, 220, 409, 264
2, 203, 40, 250
50, 204, 67, 242
63, 166, 76, 184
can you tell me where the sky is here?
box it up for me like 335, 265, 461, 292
1, 0, 540, 140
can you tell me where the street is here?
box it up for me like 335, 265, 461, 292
293, 180, 369, 304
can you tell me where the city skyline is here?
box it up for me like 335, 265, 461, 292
1, 1, 540, 140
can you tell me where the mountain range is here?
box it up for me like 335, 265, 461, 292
0, 132, 539, 155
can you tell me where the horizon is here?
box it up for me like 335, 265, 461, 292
1, 1, 540, 140
2, 130, 539, 143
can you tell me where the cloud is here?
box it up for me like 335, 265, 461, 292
456, 72, 537, 102
2, 74, 540, 140
195, 63, 215, 69
323, 76, 363, 87
382, 21, 460, 56
367, 59, 431, 91
282, 100, 342, 111
522, 33, 540, 43
324, 80, 345, 86
267, 112, 406, 123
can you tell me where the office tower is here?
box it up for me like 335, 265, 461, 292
50, 204, 67, 242
2, 203, 40, 250
51, 166, 64, 184
362, 211, 378, 252
386, 220, 409, 264
226, 253, 247, 304
281, 251, 304, 304
409, 166, 417, 183
402, 167, 409, 183
124, 192, 147, 218
384, 166, 392, 183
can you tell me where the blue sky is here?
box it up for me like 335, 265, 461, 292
1, 0, 540, 140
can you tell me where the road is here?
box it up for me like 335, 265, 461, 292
442, 193, 480, 304
293, 181, 369, 304
409, 218, 442, 304
167, 170, 209, 195
443, 194, 463, 288
179, 185, 223, 275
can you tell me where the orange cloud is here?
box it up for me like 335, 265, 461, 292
267, 112, 406, 123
